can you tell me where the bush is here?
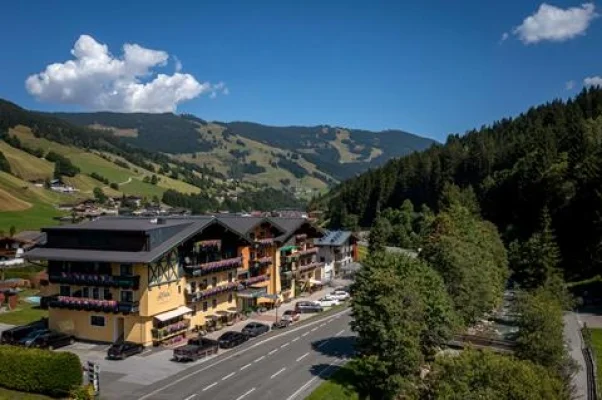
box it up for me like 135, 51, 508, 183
0, 345, 82, 397
69, 384, 95, 400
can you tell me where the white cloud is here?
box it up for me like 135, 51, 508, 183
223, 87, 230, 95
565, 80, 576, 90
500, 32, 509, 43
26, 35, 227, 113
510, 2, 598, 44
584, 76, 602, 86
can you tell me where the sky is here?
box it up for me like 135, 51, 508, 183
1, 0, 601, 142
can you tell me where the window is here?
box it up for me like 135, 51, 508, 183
90, 316, 105, 327
178, 285, 181, 294
212, 298, 217, 309
228, 272, 233, 283
228, 294, 233, 303
212, 277, 217, 287
82, 287, 90, 298
203, 279, 208, 288
190, 281, 197, 292
121, 291, 133, 303
59, 285, 71, 297
202, 301, 208, 312
320, 257, 325, 263
103, 288, 111, 300
120, 264, 133, 276
92, 287, 99, 300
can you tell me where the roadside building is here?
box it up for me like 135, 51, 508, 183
315, 230, 359, 282
25, 215, 323, 346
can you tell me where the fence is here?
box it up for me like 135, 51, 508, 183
581, 325, 599, 400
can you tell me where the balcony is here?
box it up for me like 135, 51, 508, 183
48, 273, 140, 290
46, 295, 139, 314
252, 255, 272, 266
297, 262, 324, 273
151, 319, 191, 341
298, 247, 318, 257
254, 238, 274, 247
185, 257, 242, 277
196, 240, 221, 250
295, 234, 307, 241
186, 282, 240, 303
241, 274, 269, 287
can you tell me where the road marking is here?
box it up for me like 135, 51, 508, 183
136, 308, 350, 400
270, 367, 286, 379
268, 349, 278, 355
254, 356, 265, 363
285, 359, 344, 400
202, 382, 217, 392
240, 363, 252, 370
281, 342, 290, 348
320, 323, 326, 327
235, 387, 256, 400
221, 372, 235, 381
296, 352, 309, 362
292, 337, 300, 342
184, 395, 197, 400
335, 329, 345, 337
311, 327, 318, 332
302, 332, 309, 337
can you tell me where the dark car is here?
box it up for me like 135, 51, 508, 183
241, 322, 270, 337
0, 319, 48, 345
107, 341, 144, 360
295, 301, 323, 313
173, 337, 218, 362
217, 331, 248, 349
18, 329, 50, 347
22, 331, 74, 350
272, 319, 292, 330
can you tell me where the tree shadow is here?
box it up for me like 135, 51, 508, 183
311, 335, 357, 358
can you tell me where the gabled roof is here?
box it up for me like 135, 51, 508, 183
315, 230, 353, 247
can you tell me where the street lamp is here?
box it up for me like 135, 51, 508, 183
261, 294, 280, 322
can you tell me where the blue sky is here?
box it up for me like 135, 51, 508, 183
1, 0, 600, 142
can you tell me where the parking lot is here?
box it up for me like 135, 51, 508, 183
51, 281, 351, 392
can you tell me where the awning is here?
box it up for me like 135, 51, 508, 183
258, 298, 275, 304
309, 278, 323, 286
154, 306, 193, 322
280, 245, 298, 253
237, 288, 268, 298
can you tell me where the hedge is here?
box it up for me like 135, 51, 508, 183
0, 345, 82, 397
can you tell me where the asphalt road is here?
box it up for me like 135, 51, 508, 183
124, 308, 355, 400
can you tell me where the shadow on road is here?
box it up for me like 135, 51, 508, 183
311, 336, 356, 358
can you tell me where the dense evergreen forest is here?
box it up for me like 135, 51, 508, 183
325, 87, 602, 281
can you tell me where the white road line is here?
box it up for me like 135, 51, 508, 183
184, 395, 197, 400
235, 387, 256, 400
285, 359, 344, 400
302, 332, 309, 337
311, 327, 318, 332
202, 382, 218, 392
270, 367, 286, 379
335, 329, 345, 337
292, 337, 300, 342
268, 349, 278, 355
296, 352, 309, 362
281, 342, 290, 348
254, 356, 265, 363
136, 308, 350, 400
240, 363, 252, 370
221, 372, 235, 381
320, 323, 326, 327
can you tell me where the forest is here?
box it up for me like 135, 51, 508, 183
324, 87, 602, 281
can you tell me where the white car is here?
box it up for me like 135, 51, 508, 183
329, 290, 350, 301
315, 296, 340, 308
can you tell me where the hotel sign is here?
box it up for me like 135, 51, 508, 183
157, 291, 171, 302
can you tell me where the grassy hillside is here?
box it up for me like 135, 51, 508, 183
52, 111, 436, 187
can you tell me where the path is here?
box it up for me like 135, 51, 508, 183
564, 312, 588, 400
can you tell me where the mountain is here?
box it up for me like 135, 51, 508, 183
52, 112, 436, 188
321, 87, 602, 282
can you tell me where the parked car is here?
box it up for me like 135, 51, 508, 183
18, 329, 50, 347
22, 331, 74, 350
217, 331, 249, 349
315, 296, 340, 308
272, 319, 292, 330
107, 341, 144, 360
329, 290, 351, 301
241, 322, 270, 337
0, 319, 48, 345
173, 337, 219, 362
281, 310, 300, 322
295, 301, 323, 313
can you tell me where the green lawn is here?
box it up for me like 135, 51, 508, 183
120, 178, 166, 198
69, 152, 132, 183
589, 328, 602, 391
306, 362, 361, 400
0, 387, 55, 400
0, 289, 47, 325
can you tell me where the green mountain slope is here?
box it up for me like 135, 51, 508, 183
52, 111, 436, 186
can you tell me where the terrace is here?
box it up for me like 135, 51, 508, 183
186, 282, 240, 303
184, 257, 243, 277
45, 295, 139, 314
46, 273, 140, 290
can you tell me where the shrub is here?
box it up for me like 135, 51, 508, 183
0, 345, 82, 397
69, 384, 95, 400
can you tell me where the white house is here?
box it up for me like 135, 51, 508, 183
315, 230, 359, 282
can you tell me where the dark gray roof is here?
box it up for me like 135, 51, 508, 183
315, 230, 352, 247
42, 217, 194, 233
215, 216, 266, 237
26, 217, 214, 263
